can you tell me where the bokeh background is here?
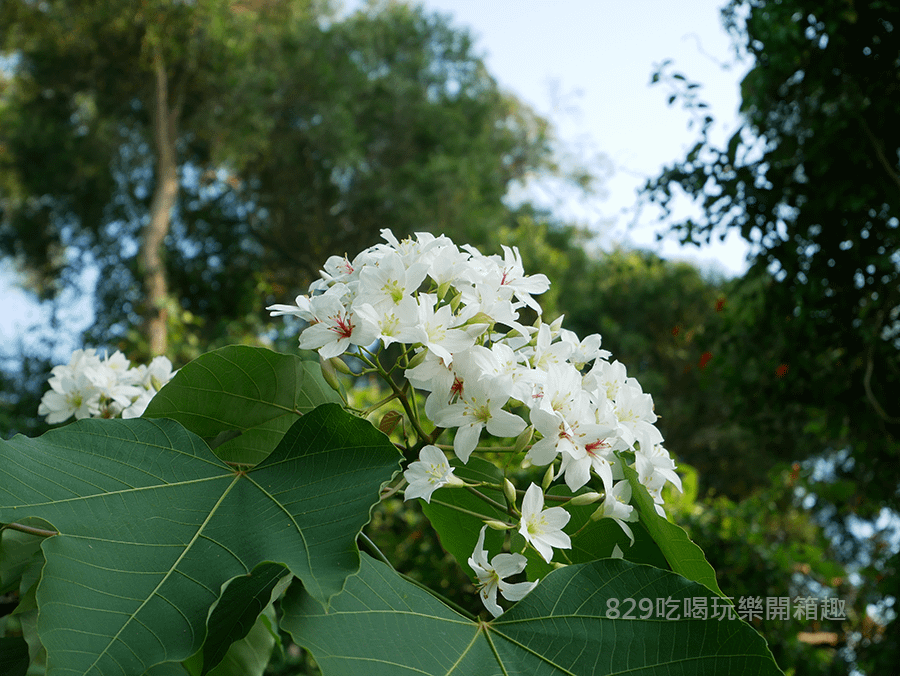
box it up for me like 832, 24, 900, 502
1, 1, 897, 674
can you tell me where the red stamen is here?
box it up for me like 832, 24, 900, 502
585, 439, 609, 456
328, 314, 354, 339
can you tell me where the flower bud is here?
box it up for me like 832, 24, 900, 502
437, 280, 452, 300
589, 503, 608, 522
405, 349, 428, 369
541, 464, 554, 491
513, 425, 533, 454
462, 311, 494, 327
569, 491, 603, 506
328, 356, 353, 375
319, 355, 343, 393
503, 478, 517, 506
450, 292, 463, 313
484, 520, 514, 531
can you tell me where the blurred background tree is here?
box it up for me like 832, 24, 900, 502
645, 0, 899, 671
0, 0, 583, 367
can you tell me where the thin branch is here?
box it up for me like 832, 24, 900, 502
859, 117, 900, 195
430, 498, 511, 523
864, 343, 900, 424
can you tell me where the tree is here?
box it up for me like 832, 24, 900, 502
644, 1, 900, 670
0, 0, 565, 368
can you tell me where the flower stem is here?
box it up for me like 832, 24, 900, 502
430, 498, 512, 523
465, 486, 509, 514
3, 522, 58, 538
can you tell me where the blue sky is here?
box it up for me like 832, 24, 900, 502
410, 0, 753, 275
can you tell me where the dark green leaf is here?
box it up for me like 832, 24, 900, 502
0, 637, 30, 676
0, 404, 400, 676
283, 553, 783, 675
624, 464, 724, 595
196, 562, 289, 675
144, 346, 341, 465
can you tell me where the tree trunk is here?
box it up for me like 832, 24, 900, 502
141, 44, 179, 357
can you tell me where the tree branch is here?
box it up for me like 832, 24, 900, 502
859, 116, 900, 195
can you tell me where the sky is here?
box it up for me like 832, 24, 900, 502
1, 0, 753, 349
410, 0, 753, 276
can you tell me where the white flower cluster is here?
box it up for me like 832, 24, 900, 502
270, 229, 683, 615
38, 349, 174, 424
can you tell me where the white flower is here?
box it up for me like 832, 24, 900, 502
468, 526, 537, 617
518, 484, 571, 563
614, 381, 664, 452
121, 390, 156, 419
267, 294, 314, 322
403, 446, 463, 503
433, 376, 526, 463
38, 371, 101, 423
494, 245, 550, 312
355, 251, 427, 311
635, 443, 683, 494
411, 294, 474, 365
597, 480, 639, 543
296, 292, 375, 359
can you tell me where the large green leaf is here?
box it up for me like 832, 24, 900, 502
0, 404, 400, 676
283, 553, 783, 676
144, 346, 341, 465
623, 464, 724, 596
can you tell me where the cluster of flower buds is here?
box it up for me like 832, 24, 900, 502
38, 349, 174, 423
271, 229, 683, 615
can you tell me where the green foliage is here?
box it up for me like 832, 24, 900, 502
143, 345, 342, 465
683, 465, 854, 676
643, 4, 900, 670
623, 464, 724, 596
644, 0, 900, 496
282, 553, 782, 675
0, 345, 786, 675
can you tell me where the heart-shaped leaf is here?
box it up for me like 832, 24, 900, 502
144, 346, 341, 465
0, 404, 399, 676
283, 553, 783, 675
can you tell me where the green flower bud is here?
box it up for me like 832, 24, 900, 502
541, 464, 555, 491
319, 355, 342, 393
484, 520, 514, 531
514, 425, 534, 454
406, 349, 428, 369
450, 292, 463, 313
569, 491, 603, 506
503, 478, 517, 506
328, 356, 353, 375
